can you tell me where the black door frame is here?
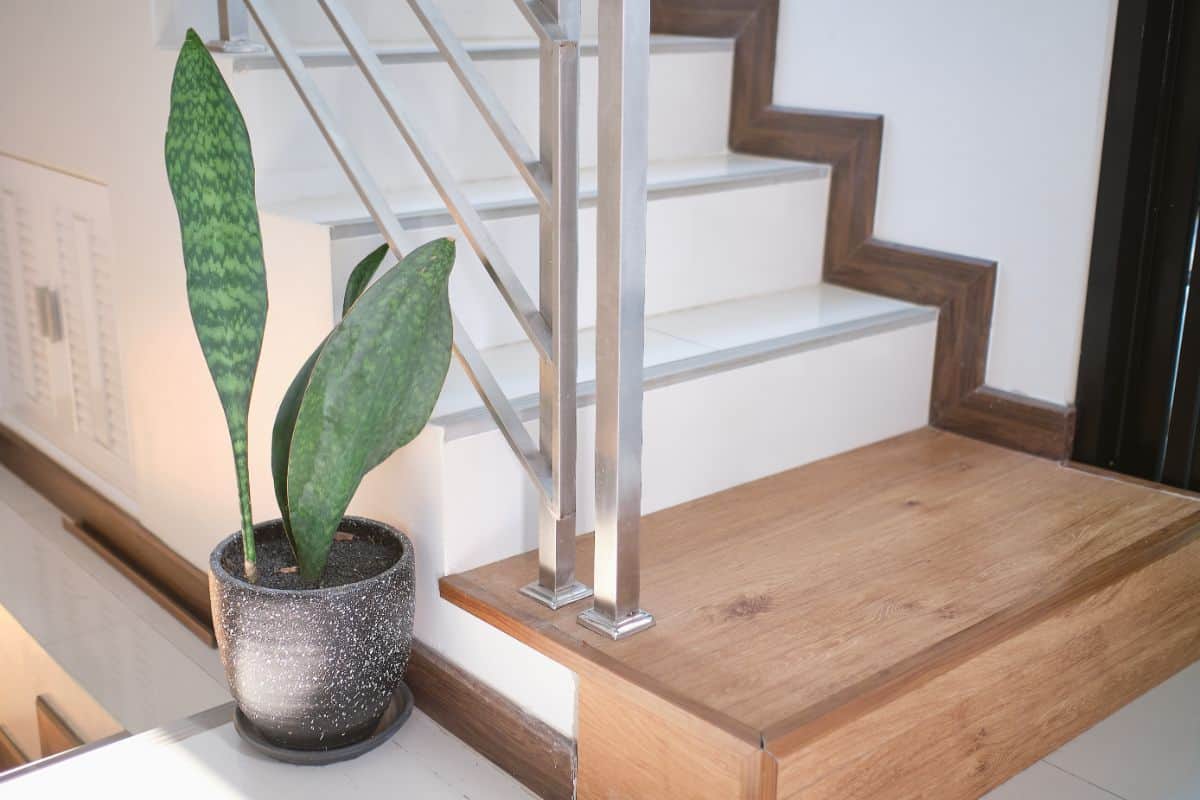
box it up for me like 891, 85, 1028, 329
1074, 0, 1200, 485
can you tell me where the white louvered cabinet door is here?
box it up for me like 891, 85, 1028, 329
0, 155, 135, 500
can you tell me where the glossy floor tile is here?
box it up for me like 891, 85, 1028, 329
1044, 661, 1200, 800
2, 706, 536, 799
984, 761, 1122, 799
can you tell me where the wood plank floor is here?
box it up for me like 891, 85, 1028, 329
441, 428, 1200, 798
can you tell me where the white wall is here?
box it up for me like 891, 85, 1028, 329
774, 0, 1119, 405
0, 1, 332, 568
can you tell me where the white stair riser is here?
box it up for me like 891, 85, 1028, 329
330, 176, 830, 348
349, 317, 936, 734
161, 1, 610, 49
441, 318, 937, 572
233, 47, 732, 204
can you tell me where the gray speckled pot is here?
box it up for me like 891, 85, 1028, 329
209, 517, 414, 752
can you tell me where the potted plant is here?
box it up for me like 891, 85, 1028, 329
165, 30, 454, 762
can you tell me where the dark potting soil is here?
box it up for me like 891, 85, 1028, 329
221, 527, 401, 590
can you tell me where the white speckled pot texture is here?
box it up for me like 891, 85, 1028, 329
209, 517, 415, 751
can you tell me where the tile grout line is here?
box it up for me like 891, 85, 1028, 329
1041, 758, 1131, 800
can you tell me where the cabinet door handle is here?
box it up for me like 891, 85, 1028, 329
35, 286, 64, 343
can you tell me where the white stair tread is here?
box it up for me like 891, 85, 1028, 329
264, 153, 829, 236
230, 34, 732, 71
432, 283, 936, 438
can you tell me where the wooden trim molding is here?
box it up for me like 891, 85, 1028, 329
651, 0, 1076, 460
0, 726, 29, 771
408, 643, 576, 800
0, 424, 214, 644
35, 696, 84, 758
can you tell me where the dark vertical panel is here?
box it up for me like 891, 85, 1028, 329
1075, 0, 1200, 489
1075, 0, 1170, 468
1120, 0, 1200, 479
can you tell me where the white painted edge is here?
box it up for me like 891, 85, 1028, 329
433, 305, 939, 441
229, 34, 734, 72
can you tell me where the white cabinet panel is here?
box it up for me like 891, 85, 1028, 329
0, 155, 134, 497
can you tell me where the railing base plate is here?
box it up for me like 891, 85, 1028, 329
206, 39, 268, 55
520, 580, 593, 610
577, 608, 655, 640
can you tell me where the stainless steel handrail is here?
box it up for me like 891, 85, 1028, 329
221, 0, 652, 634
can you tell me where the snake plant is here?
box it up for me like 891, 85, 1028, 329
166, 30, 268, 581
166, 30, 455, 584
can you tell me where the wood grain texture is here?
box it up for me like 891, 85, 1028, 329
0, 424, 213, 639
35, 696, 84, 758
443, 428, 1200, 796
577, 672, 775, 800
0, 727, 29, 771
650, 0, 1075, 459
776, 539, 1200, 799
407, 642, 575, 800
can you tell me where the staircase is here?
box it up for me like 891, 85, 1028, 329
167, 1, 1200, 798
193, 0, 939, 738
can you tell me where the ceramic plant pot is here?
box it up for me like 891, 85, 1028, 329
209, 516, 414, 754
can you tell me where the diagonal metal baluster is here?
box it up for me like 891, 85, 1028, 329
315, 0, 552, 362
241, 0, 553, 504
511, 0, 567, 40
406, 0, 550, 209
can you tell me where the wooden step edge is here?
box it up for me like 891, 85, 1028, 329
760, 508, 1200, 758
440, 571, 764, 750
442, 506, 1200, 765
0, 726, 30, 771
60, 518, 216, 648
35, 695, 84, 758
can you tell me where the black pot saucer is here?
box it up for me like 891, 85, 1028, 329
233, 681, 414, 766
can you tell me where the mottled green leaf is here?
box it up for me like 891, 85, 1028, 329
286, 238, 455, 581
165, 29, 268, 568
271, 343, 322, 548
342, 242, 390, 317
271, 245, 395, 555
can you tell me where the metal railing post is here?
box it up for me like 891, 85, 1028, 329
578, 0, 654, 639
521, 0, 592, 610
209, 0, 266, 54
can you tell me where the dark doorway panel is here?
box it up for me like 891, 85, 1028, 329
1075, 0, 1200, 489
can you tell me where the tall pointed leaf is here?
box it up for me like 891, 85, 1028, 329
286, 238, 455, 581
271, 244, 395, 554
165, 29, 268, 575
342, 242, 389, 317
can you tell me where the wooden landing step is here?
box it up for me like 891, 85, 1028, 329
441, 429, 1200, 800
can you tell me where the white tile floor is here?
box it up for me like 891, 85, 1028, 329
1, 465, 1197, 799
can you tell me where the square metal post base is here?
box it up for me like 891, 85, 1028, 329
578, 607, 655, 640
520, 580, 593, 610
